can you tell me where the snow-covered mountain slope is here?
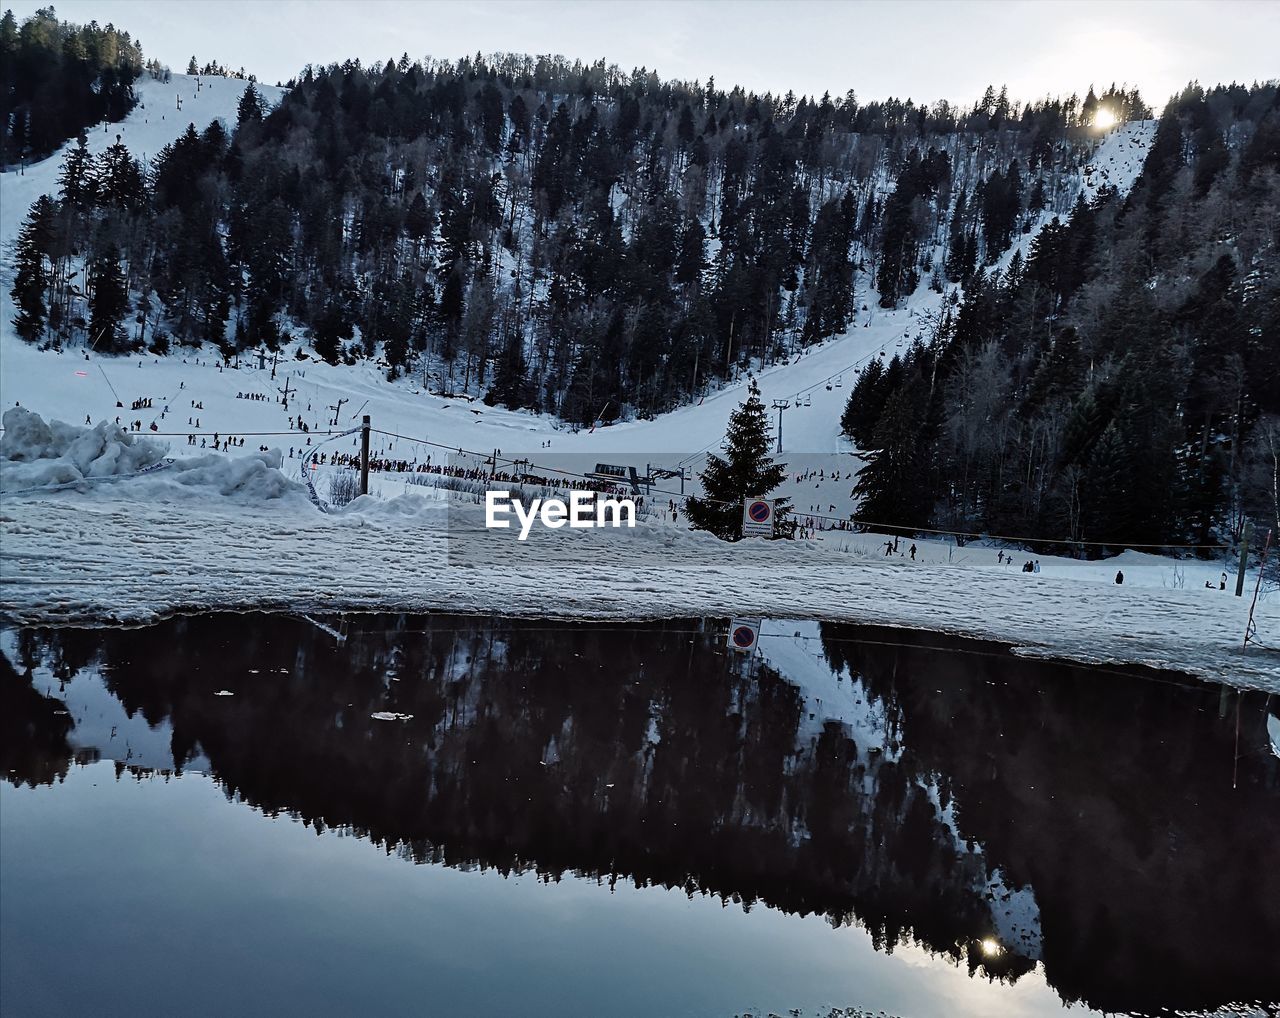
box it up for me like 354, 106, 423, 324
0, 284, 934, 526
0, 80, 1153, 510
0, 74, 286, 267
994, 118, 1156, 274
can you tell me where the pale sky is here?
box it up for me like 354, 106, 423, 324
7, 0, 1278, 108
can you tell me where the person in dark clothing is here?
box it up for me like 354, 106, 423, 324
909, 544, 917, 561
1115, 570, 1124, 584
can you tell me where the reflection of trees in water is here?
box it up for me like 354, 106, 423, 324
5, 615, 1278, 1013
1, 651, 74, 787
818, 622, 1280, 1015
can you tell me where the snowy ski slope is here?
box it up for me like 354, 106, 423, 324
1, 84, 1155, 505
0, 74, 287, 265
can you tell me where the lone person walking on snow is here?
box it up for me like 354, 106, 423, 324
1115, 570, 1124, 585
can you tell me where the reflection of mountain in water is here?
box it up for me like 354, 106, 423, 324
3, 614, 1277, 1015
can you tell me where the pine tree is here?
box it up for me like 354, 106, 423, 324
88, 245, 130, 351
11, 196, 56, 341
945, 190, 968, 282
96, 140, 145, 209
58, 134, 96, 207
405, 192, 433, 264
187, 56, 199, 75
685, 379, 792, 540
852, 379, 931, 530
236, 82, 265, 127
841, 356, 888, 443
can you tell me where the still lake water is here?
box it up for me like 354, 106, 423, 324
1, 613, 1277, 1018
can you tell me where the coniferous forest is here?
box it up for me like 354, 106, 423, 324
844, 87, 1280, 550
5, 4, 1280, 549
0, 7, 149, 164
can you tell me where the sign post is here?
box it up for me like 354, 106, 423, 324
742, 497, 774, 539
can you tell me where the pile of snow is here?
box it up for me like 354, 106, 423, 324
149, 448, 299, 501
0, 408, 300, 501
1, 407, 166, 491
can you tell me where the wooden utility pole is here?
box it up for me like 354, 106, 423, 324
360, 416, 371, 495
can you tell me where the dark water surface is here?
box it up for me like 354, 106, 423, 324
1, 614, 1277, 1018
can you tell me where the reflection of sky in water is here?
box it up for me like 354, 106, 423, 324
0, 762, 1089, 1018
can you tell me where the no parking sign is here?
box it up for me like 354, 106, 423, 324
727, 618, 761, 653
742, 497, 774, 538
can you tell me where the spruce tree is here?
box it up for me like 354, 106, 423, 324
685, 379, 792, 540
58, 134, 96, 207
88, 245, 129, 351
236, 83, 265, 127
10, 196, 56, 341
852, 379, 931, 530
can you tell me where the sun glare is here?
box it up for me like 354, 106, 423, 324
1094, 107, 1117, 130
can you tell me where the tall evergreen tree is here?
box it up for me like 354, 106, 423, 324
10, 195, 57, 341
57, 134, 96, 207
236, 82, 265, 127
685, 379, 792, 540
852, 378, 932, 531
88, 245, 130, 351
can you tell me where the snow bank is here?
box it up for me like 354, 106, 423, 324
1, 407, 166, 491
0, 408, 300, 501
149, 449, 299, 501
338, 492, 443, 519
